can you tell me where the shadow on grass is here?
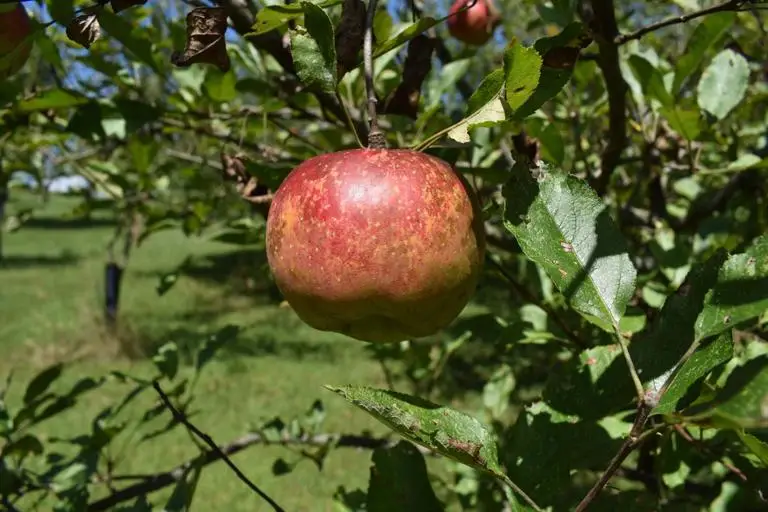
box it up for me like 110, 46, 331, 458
22, 217, 116, 230
138, 247, 283, 302
0, 250, 81, 269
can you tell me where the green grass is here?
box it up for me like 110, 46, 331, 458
0, 192, 411, 511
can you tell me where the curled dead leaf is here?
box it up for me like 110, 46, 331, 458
335, 0, 366, 78
381, 35, 435, 119
220, 153, 273, 210
66, 13, 101, 49
171, 7, 231, 72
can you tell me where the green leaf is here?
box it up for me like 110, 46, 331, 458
502, 164, 637, 332
373, 17, 442, 58
737, 430, 768, 466
628, 54, 673, 108
505, 402, 622, 508
23, 363, 64, 404
702, 356, 768, 429
249, 0, 343, 36
203, 68, 238, 103
635, 251, 728, 407
152, 342, 180, 380
696, 236, 768, 340
660, 106, 704, 141
696, 49, 750, 120
97, 10, 160, 72
113, 99, 162, 133
513, 22, 590, 119
251, 4, 306, 35
45, 0, 74, 25
51, 462, 90, 493
66, 102, 106, 141
503, 43, 542, 112
15, 89, 89, 112
652, 331, 734, 415
162, 461, 203, 512
483, 365, 516, 419
543, 345, 632, 420
673, 12, 736, 94
447, 69, 505, 144
290, 3, 337, 94
526, 118, 565, 165
326, 385, 507, 477
366, 441, 444, 512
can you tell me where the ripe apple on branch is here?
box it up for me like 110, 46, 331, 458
447, 0, 502, 46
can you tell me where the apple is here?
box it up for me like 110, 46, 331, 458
0, 2, 32, 80
266, 148, 486, 344
447, 0, 501, 46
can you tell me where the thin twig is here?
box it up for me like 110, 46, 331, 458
673, 425, 748, 482
581, 0, 628, 197
574, 402, 653, 511
363, 0, 385, 148
87, 430, 425, 510
615, 0, 754, 45
151, 381, 286, 512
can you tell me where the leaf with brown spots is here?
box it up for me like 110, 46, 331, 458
171, 7, 231, 72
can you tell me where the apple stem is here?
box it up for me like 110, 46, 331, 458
363, 0, 386, 149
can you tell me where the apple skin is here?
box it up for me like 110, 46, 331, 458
447, 0, 501, 46
266, 149, 486, 344
0, 2, 32, 80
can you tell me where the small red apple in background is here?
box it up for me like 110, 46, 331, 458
447, 0, 501, 46
0, 2, 32, 79
266, 149, 486, 344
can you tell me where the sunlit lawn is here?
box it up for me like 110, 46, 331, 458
0, 192, 406, 511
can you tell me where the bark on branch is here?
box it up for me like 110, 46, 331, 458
582, 0, 628, 196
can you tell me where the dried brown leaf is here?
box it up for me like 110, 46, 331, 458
335, 0, 366, 78
110, 0, 148, 13
381, 35, 435, 119
220, 153, 273, 208
171, 7, 231, 72
66, 13, 101, 49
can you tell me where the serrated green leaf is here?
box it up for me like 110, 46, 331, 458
15, 89, 89, 112
290, 3, 337, 94
447, 69, 505, 143
97, 10, 160, 73
502, 164, 636, 332
503, 44, 542, 112
249, 0, 343, 36
23, 363, 64, 404
326, 385, 505, 476
366, 441, 444, 512
696, 236, 768, 340
673, 12, 736, 94
653, 331, 734, 415
697, 49, 750, 120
